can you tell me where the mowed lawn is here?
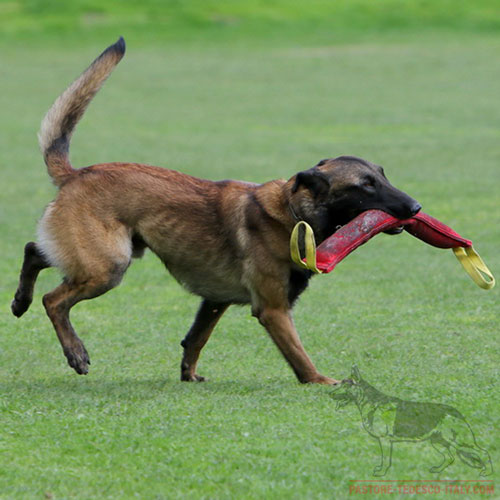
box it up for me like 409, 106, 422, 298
1, 32, 499, 499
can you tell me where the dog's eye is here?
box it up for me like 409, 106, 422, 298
362, 179, 376, 190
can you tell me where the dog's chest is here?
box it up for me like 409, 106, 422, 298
166, 260, 251, 304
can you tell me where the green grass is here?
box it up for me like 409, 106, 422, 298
1, 0, 500, 45
1, 2, 500, 499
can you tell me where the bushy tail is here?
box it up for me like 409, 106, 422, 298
38, 37, 126, 187
456, 448, 486, 470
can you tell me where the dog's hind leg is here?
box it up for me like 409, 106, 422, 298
40, 222, 132, 375
43, 263, 128, 375
180, 300, 229, 381
429, 434, 455, 473
36, 205, 134, 374
12, 242, 50, 317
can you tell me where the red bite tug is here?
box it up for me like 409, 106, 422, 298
291, 210, 494, 289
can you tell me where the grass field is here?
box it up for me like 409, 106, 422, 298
1, 2, 499, 499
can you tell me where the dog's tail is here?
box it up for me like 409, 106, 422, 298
38, 37, 126, 187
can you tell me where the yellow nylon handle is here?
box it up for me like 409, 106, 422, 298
290, 223, 495, 288
453, 246, 495, 290
290, 221, 322, 274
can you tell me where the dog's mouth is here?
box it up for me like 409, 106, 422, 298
383, 225, 404, 235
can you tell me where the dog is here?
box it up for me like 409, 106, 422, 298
332, 367, 493, 476
11, 38, 421, 384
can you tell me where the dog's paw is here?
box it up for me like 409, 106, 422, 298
306, 374, 341, 385
64, 344, 91, 375
373, 466, 388, 477
11, 295, 31, 318
480, 467, 492, 477
181, 372, 206, 382
429, 465, 445, 474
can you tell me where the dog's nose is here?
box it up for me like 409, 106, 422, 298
410, 202, 422, 216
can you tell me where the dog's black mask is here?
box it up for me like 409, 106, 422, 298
291, 156, 421, 240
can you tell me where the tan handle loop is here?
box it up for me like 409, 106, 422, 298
453, 246, 495, 290
290, 221, 322, 274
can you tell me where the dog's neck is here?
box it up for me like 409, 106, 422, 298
253, 179, 299, 232
286, 192, 330, 242
288, 202, 301, 223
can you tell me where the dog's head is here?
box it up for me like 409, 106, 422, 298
289, 156, 421, 241
330, 365, 364, 409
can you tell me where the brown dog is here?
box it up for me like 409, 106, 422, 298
12, 38, 421, 384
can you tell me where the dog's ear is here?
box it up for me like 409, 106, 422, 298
351, 364, 361, 381
292, 169, 330, 197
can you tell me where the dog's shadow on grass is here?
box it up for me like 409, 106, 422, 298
2, 376, 170, 402
2, 375, 282, 403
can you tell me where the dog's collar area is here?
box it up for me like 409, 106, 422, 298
289, 203, 301, 222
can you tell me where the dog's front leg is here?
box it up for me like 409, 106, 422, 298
256, 307, 338, 385
373, 438, 393, 476
180, 300, 230, 381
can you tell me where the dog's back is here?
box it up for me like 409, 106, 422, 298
392, 400, 465, 439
